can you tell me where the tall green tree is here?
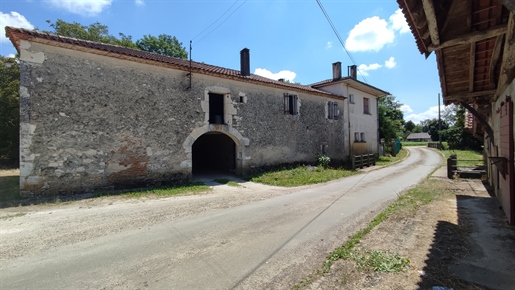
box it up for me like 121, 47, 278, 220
136, 34, 188, 59
0, 56, 20, 166
379, 95, 405, 146
441, 105, 482, 150
46, 20, 187, 58
419, 118, 449, 141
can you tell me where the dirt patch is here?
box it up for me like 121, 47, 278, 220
303, 177, 509, 290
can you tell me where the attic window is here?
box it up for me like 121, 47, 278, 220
284, 93, 299, 115
327, 101, 339, 120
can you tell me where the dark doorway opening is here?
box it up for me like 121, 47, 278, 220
209, 93, 224, 124
192, 132, 236, 175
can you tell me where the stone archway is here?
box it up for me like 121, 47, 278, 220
182, 125, 249, 176
192, 132, 235, 174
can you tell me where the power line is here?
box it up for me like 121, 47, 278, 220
315, 0, 368, 83
192, 0, 248, 47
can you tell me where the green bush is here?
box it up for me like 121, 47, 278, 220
317, 154, 331, 168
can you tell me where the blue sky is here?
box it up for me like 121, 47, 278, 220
1, 0, 443, 123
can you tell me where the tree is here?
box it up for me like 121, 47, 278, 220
46, 20, 187, 58
440, 105, 482, 150
379, 95, 405, 145
0, 56, 20, 166
136, 34, 188, 59
405, 120, 416, 132
419, 118, 449, 141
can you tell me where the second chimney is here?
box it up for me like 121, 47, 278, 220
240, 48, 250, 77
348, 65, 357, 79
332, 62, 342, 81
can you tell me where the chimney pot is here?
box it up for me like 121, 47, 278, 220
278, 78, 285, 82
332, 62, 342, 81
240, 48, 250, 77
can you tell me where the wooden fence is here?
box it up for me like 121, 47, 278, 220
447, 154, 486, 179
352, 153, 376, 169
427, 142, 442, 149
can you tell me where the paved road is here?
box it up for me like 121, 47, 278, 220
1, 147, 441, 289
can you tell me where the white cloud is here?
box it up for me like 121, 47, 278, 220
358, 63, 382, 76
345, 9, 410, 52
7, 53, 16, 58
326, 41, 332, 49
45, 0, 112, 16
400, 104, 413, 114
385, 56, 396, 69
345, 16, 394, 52
135, 0, 144, 6
254, 68, 297, 82
0, 11, 34, 42
405, 106, 439, 123
389, 8, 410, 34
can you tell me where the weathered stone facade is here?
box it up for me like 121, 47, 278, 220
16, 40, 348, 195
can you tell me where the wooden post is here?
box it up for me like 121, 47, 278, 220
447, 154, 457, 179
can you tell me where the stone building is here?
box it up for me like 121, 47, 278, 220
6, 27, 388, 196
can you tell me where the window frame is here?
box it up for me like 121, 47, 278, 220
284, 93, 299, 115
363, 97, 370, 114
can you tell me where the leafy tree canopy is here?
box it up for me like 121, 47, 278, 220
46, 19, 187, 58
379, 95, 405, 144
136, 34, 188, 59
0, 56, 20, 166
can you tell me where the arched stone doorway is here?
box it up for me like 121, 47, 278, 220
192, 132, 236, 175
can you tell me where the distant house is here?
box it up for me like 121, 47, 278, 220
406, 133, 431, 142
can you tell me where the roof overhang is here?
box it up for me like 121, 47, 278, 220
397, 0, 514, 105
312, 77, 390, 98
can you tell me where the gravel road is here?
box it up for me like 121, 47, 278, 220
0, 147, 441, 289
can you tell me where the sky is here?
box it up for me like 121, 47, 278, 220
0, 0, 445, 123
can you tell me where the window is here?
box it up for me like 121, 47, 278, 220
284, 93, 299, 115
209, 93, 224, 124
327, 101, 339, 120
355, 132, 365, 142
363, 97, 370, 114
349, 94, 355, 104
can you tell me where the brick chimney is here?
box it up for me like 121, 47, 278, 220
348, 65, 357, 79
240, 48, 250, 77
332, 62, 341, 81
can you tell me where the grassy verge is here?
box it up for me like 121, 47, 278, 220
95, 183, 211, 198
375, 148, 408, 166
213, 178, 241, 187
247, 166, 360, 187
292, 178, 454, 289
0, 169, 20, 202
402, 142, 427, 146
440, 149, 483, 167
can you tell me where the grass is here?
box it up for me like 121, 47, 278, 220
375, 148, 408, 166
213, 178, 241, 187
95, 183, 211, 198
292, 178, 454, 290
441, 149, 484, 167
0, 169, 20, 202
247, 166, 360, 187
402, 142, 427, 146
0, 212, 26, 221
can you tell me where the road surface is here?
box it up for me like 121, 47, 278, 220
0, 147, 441, 289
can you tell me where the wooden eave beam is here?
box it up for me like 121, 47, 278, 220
460, 101, 494, 144
422, 0, 440, 46
495, 13, 515, 101
500, 0, 515, 15
489, 35, 504, 89
446, 89, 497, 101
469, 44, 476, 93
428, 26, 507, 52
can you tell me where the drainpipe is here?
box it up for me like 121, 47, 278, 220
347, 84, 352, 161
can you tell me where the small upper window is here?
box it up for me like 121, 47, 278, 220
354, 132, 360, 142
327, 101, 339, 120
360, 132, 365, 142
284, 93, 299, 115
363, 97, 370, 114
349, 94, 355, 104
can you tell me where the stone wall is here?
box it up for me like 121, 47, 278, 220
19, 42, 346, 195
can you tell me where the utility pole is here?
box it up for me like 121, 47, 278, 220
438, 93, 441, 145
